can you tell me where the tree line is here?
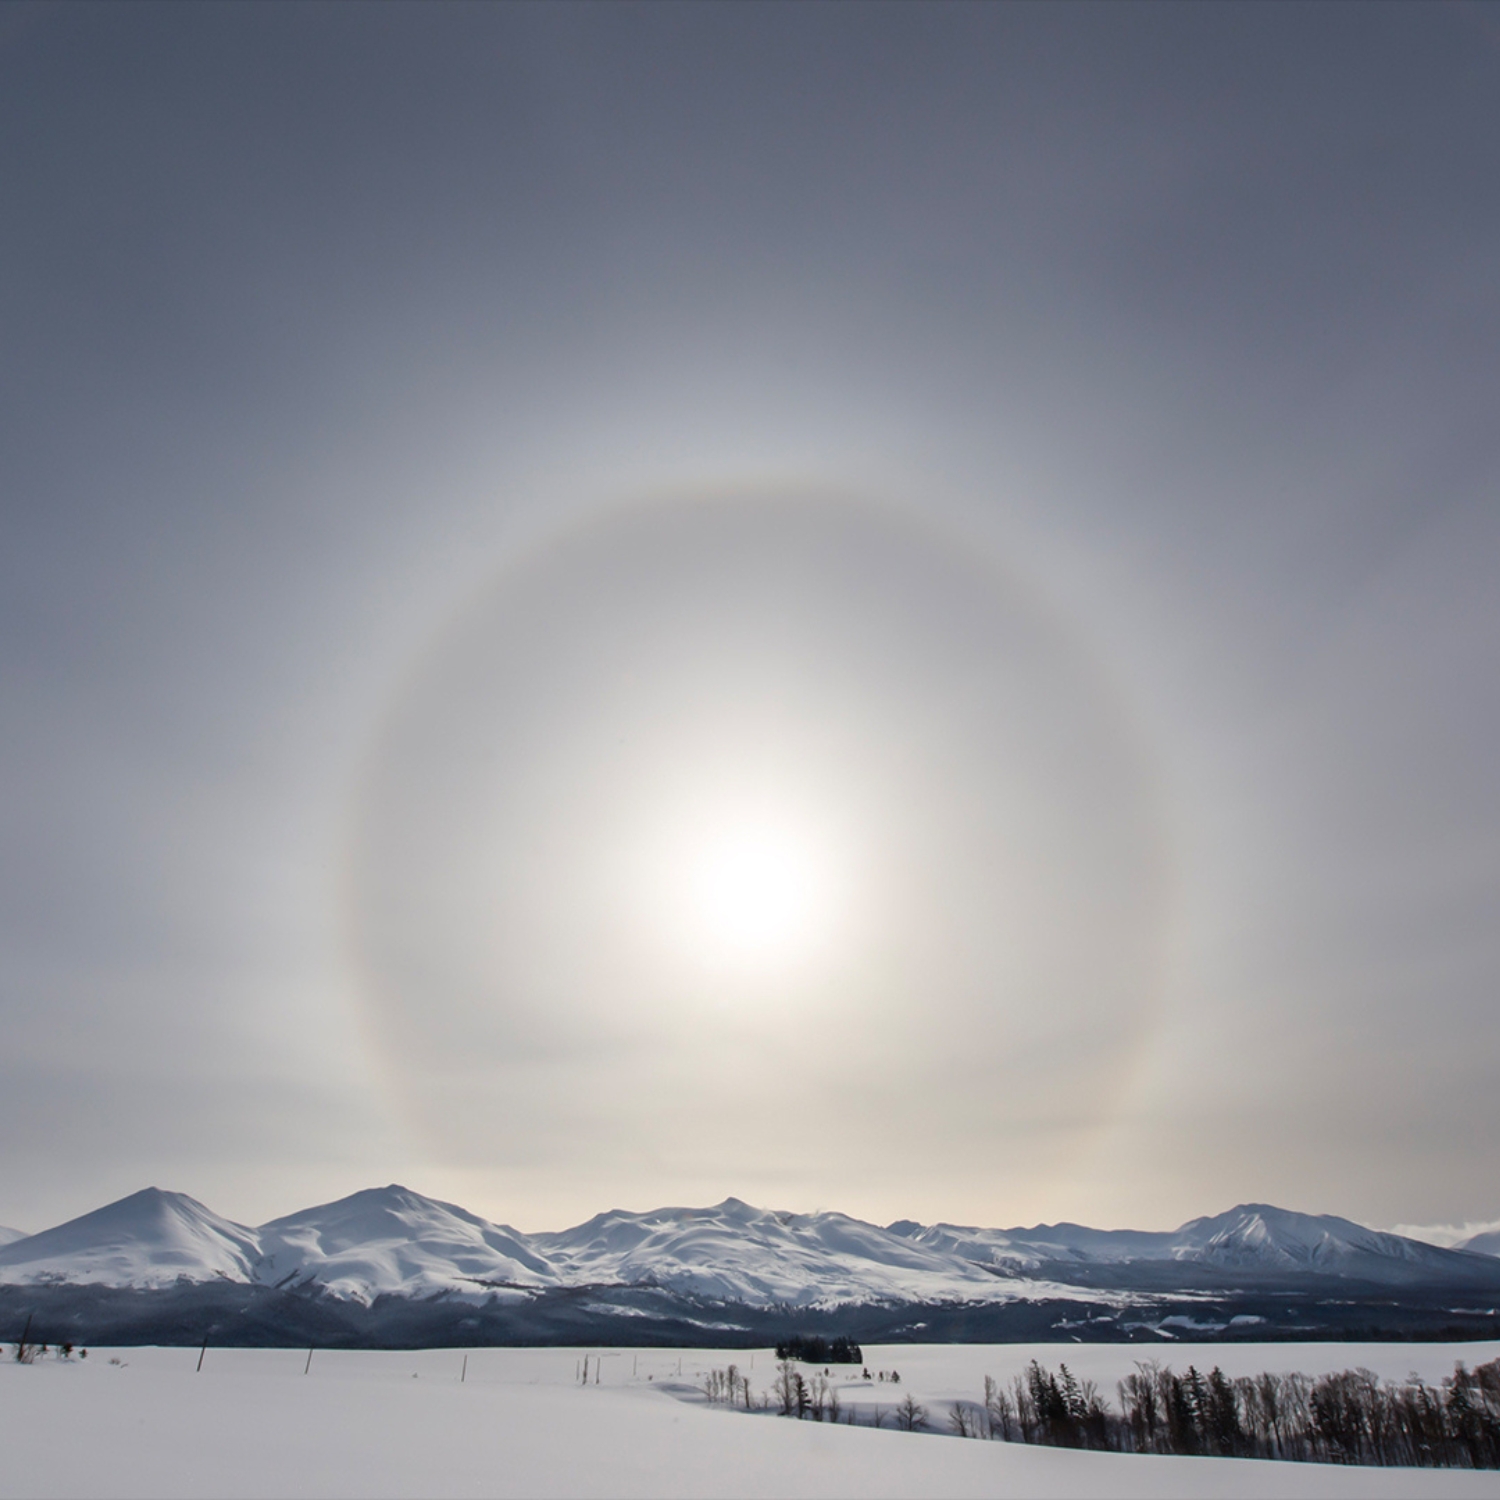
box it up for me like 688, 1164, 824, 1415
702, 1360, 923, 1430
966, 1356, 1500, 1468
773, 1335, 862, 1364
703, 1351, 1499, 1468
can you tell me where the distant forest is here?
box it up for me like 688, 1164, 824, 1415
974, 1357, 1500, 1468
773, 1335, 861, 1364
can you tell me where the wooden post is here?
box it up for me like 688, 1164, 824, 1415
304, 1347, 313, 1375
461, 1355, 467, 1383
196, 1336, 207, 1373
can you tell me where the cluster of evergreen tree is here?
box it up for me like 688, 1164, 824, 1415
774, 1334, 862, 1364
973, 1357, 1500, 1468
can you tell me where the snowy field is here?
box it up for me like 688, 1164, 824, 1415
2, 1341, 1497, 1499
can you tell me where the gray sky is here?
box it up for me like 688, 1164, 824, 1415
2, 1, 1498, 1236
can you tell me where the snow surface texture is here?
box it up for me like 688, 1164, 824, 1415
1, 1187, 1495, 1307
1, 1342, 1496, 1499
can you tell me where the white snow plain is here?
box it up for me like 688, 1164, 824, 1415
2, 1341, 1497, 1499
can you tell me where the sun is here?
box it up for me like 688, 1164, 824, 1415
682, 819, 832, 969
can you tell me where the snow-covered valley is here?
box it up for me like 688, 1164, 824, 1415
2, 1341, 1495, 1499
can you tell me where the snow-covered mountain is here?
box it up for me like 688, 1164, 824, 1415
1459, 1228, 1500, 1258
0, 1227, 27, 1247
886, 1203, 1497, 1286
1168, 1203, 1470, 1278
0, 1188, 261, 1288
256, 1186, 555, 1303
1, 1188, 1495, 1306
0, 1186, 559, 1305
885, 1218, 1173, 1270
532, 1197, 1051, 1308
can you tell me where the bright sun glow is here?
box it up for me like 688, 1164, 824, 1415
682, 821, 831, 967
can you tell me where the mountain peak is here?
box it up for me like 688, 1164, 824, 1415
0, 1186, 260, 1288
254, 1182, 555, 1302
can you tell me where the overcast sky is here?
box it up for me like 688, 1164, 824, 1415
3, 1, 1498, 1237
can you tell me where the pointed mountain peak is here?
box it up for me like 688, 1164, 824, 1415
257, 1183, 469, 1231
0, 1186, 259, 1288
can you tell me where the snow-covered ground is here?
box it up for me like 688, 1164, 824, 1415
2, 1341, 1496, 1498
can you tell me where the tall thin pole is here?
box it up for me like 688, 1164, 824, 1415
196, 1336, 207, 1373
304, 1347, 313, 1375
461, 1355, 467, 1383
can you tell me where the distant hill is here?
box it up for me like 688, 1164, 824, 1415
1460, 1227, 1500, 1258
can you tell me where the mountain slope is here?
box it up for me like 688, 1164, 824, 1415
1459, 1228, 1500, 1258
255, 1185, 556, 1303
886, 1218, 1174, 1270
0, 1189, 260, 1288
534, 1197, 1049, 1308
1172, 1204, 1447, 1275
889, 1203, 1500, 1289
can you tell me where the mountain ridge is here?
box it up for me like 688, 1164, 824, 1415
1, 1188, 1496, 1310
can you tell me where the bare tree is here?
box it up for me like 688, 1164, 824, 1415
896, 1392, 927, 1432
774, 1360, 797, 1417
984, 1375, 1016, 1440
948, 1402, 979, 1438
